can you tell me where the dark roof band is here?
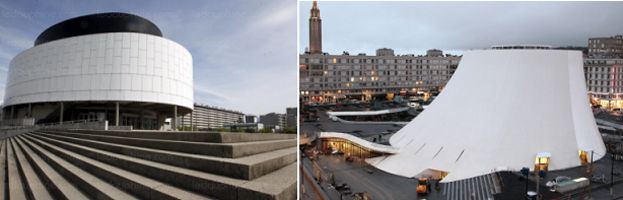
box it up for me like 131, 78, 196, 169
35, 12, 162, 46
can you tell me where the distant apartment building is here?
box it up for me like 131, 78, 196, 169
260, 112, 285, 129
584, 34, 623, 109
300, 49, 460, 104
244, 115, 257, 123
285, 107, 296, 129
180, 104, 244, 130
300, 2, 460, 104
584, 58, 623, 109
588, 35, 623, 58
426, 49, 444, 57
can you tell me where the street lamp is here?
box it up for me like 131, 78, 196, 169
611, 152, 615, 198
534, 153, 550, 200
520, 167, 530, 198
588, 150, 594, 198
536, 159, 540, 200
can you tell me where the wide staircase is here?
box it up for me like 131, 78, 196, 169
443, 173, 503, 200
0, 129, 297, 200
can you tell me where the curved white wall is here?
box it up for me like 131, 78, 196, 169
369, 50, 606, 182
5, 32, 193, 110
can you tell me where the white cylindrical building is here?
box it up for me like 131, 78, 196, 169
3, 12, 193, 129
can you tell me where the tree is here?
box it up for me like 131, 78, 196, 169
259, 128, 273, 133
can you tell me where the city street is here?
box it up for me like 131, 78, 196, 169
302, 153, 449, 200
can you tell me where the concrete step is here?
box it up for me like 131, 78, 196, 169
237, 162, 297, 200
15, 135, 138, 200
12, 136, 89, 200
32, 131, 297, 180
7, 138, 27, 200
39, 130, 296, 158
9, 138, 54, 200
61, 129, 296, 143
20, 134, 210, 200
0, 140, 7, 200
25, 133, 295, 200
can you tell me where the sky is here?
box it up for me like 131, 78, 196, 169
299, 1, 623, 56
0, 0, 297, 116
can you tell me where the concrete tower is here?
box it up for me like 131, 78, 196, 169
309, 1, 322, 54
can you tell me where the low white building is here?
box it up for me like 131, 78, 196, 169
180, 104, 244, 130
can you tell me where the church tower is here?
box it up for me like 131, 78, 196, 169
309, 1, 322, 54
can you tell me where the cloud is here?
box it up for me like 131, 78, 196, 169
300, 1, 623, 55
150, 0, 297, 115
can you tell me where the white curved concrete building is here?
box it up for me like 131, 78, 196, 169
3, 12, 193, 129
368, 49, 606, 182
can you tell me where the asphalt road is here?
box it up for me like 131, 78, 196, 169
301, 155, 343, 200
596, 110, 623, 124
300, 155, 331, 200
315, 154, 449, 200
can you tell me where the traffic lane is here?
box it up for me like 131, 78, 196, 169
591, 180, 623, 200
597, 112, 623, 123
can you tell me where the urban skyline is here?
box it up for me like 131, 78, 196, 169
299, 2, 623, 199
0, 0, 297, 115
299, 1, 623, 55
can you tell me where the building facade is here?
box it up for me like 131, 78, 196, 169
584, 58, 623, 109
285, 107, 296, 129
2, 12, 193, 129
244, 115, 257, 123
300, 2, 460, 104
300, 50, 460, 104
260, 112, 285, 129
584, 34, 623, 109
588, 35, 623, 58
180, 104, 244, 130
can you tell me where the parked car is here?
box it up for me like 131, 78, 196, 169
551, 177, 589, 193
546, 176, 571, 188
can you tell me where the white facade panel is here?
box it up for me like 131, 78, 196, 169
5, 32, 193, 110
369, 50, 606, 182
